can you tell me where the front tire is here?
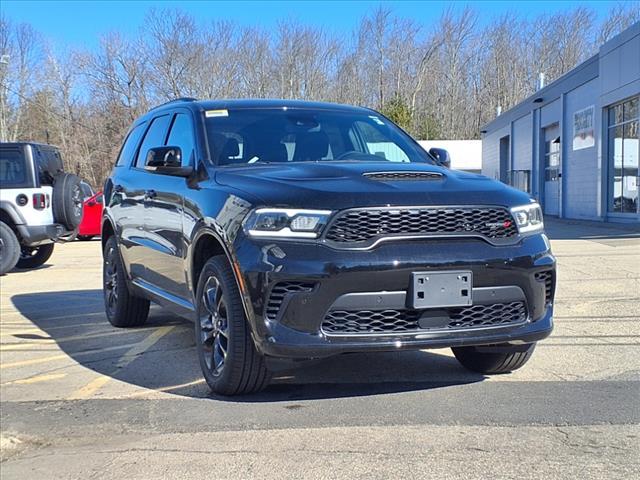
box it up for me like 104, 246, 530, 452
0, 221, 20, 275
16, 243, 55, 269
195, 255, 271, 395
103, 236, 150, 327
452, 343, 536, 374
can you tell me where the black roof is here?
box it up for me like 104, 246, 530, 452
0, 141, 61, 150
148, 98, 374, 116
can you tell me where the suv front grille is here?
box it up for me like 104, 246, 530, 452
363, 171, 443, 181
535, 270, 554, 306
265, 282, 315, 321
324, 207, 518, 243
321, 301, 527, 335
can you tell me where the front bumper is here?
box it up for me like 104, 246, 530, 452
234, 234, 555, 359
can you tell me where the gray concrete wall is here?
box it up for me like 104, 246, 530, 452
563, 78, 601, 220
481, 124, 509, 180
599, 22, 640, 107
481, 22, 639, 222
512, 113, 533, 171
540, 99, 561, 128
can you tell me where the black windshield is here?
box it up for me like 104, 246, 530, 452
204, 108, 435, 166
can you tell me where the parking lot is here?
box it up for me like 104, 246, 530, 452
1, 219, 639, 479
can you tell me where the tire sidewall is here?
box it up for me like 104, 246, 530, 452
103, 236, 128, 324
16, 243, 54, 269
0, 222, 20, 274
53, 173, 83, 230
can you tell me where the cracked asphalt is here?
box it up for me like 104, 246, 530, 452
1, 219, 639, 479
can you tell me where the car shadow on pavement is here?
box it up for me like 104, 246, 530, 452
10, 289, 486, 402
10, 264, 53, 273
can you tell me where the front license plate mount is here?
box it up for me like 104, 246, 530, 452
410, 271, 473, 309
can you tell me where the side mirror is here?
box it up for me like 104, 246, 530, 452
428, 147, 451, 169
145, 146, 193, 177
87, 200, 96, 207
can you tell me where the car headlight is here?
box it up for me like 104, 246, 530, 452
510, 202, 544, 234
244, 208, 333, 238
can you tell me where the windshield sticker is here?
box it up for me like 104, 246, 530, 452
369, 115, 385, 125
205, 109, 229, 118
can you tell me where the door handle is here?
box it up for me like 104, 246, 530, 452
144, 189, 157, 200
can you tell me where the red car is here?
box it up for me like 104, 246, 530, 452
77, 191, 103, 240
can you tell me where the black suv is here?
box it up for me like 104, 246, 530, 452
102, 99, 555, 395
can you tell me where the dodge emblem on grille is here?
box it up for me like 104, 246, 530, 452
486, 220, 513, 229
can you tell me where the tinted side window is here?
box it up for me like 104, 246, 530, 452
0, 148, 29, 187
32, 148, 63, 185
116, 123, 146, 167
135, 115, 172, 168
166, 113, 195, 166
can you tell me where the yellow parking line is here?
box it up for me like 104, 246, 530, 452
67, 326, 175, 400
1, 373, 68, 386
0, 342, 143, 370
122, 379, 206, 399
68, 375, 112, 399
0, 329, 144, 351
0, 313, 108, 335
0, 321, 107, 336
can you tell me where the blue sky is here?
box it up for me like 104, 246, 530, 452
2, 0, 619, 49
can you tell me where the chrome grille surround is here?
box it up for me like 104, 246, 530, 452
323, 206, 519, 246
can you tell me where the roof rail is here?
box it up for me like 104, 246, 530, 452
150, 97, 198, 111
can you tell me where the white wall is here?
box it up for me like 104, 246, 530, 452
481, 126, 509, 179
418, 140, 482, 172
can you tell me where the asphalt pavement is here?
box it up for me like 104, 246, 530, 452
0, 218, 639, 479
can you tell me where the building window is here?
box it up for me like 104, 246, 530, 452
508, 170, 531, 193
608, 96, 639, 214
544, 136, 561, 181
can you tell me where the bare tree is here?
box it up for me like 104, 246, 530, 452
1, 4, 636, 188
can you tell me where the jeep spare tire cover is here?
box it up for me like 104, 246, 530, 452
52, 173, 83, 230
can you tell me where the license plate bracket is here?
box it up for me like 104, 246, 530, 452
410, 271, 473, 309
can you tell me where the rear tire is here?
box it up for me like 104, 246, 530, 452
195, 255, 271, 395
103, 236, 150, 327
452, 343, 536, 374
16, 243, 55, 269
0, 221, 20, 275
52, 173, 84, 230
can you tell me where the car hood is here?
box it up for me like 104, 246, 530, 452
214, 161, 531, 209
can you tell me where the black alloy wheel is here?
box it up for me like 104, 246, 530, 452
195, 256, 271, 395
102, 236, 149, 327
199, 276, 230, 377
103, 243, 119, 317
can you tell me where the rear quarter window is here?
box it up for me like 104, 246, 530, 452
33, 147, 64, 185
135, 115, 172, 168
0, 148, 30, 188
116, 123, 146, 167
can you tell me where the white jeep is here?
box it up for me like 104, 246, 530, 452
0, 142, 84, 274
